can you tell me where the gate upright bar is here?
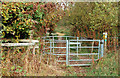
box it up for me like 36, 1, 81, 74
53, 36, 54, 53
98, 40, 100, 59
101, 40, 104, 57
66, 40, 69, 65
77, 37, 79, 57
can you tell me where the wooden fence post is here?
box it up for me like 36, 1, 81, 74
103, 32, 107, 54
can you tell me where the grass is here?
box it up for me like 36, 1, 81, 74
64, 50, 119, 76
54, 25, 72, 36
82, 50, 118, 76
1, 41, 119, 76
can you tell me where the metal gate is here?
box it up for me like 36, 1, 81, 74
67, 39, 104, 66
43, 36, 104, 66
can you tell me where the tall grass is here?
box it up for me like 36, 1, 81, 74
1, 46, 41, 76
64, 50, 119, 76
1, 46, 66, 76
84, 50, 118, 76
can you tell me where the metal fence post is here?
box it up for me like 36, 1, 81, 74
77, 37, 79, 57
98, 40, 100, 59
50, 39, 52, 54
53, 36, 54, 54
101, 40, 104, 57
66, 40, 68, 66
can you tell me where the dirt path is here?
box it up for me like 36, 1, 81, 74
50, 43, 91, 76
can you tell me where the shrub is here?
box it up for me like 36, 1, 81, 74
2, 2, 36, 39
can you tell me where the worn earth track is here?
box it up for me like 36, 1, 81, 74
51, 43, 92, 76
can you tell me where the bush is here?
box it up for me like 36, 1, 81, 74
2, 2, 34, 39
2, 2, 66, 39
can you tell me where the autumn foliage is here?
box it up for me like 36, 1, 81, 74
2, 2, 67, 39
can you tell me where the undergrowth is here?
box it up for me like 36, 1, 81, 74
1, 44, 119, 76
64, 50, 119, 76
84, 51, 118, 76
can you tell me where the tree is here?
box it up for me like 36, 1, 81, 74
58, 2, 96, 37
58, 2, 118, 38
2, 2, 66, 39
89, 2, 118, 36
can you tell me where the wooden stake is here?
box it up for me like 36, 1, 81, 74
93, 30, 96, 39
108, 38, 110, 52
98, 30, 100, 39
85, 26, 90, 38
117, 37, 118, 48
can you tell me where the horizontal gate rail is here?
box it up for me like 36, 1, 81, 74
69, 59, 98, 61
45, 42, 66, 43
52, 52, 66, 53
69, 42, 81, 44
53, 54, 66, 55
69, 53, 99, 55
69, 64, 91, 66
70, 40, 100, 41
69, 46, 99, 48
57, 60, 66, 62
49, 47, 66, 48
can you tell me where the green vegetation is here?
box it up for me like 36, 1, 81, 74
56, 2, 118, 38
1, 2, 66, 39
85, 51, 118, 76
64, 51, 118, 76
1, 2, 119, 76
2, 3, 34, 39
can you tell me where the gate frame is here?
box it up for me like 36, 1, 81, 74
42, 36, 104, 66
67, 39, 104, 66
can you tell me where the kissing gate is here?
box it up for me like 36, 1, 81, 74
42, 36, 104, 66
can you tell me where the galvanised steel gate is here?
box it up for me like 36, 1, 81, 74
68, 39, 104, 66
43, 36, 104, 66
